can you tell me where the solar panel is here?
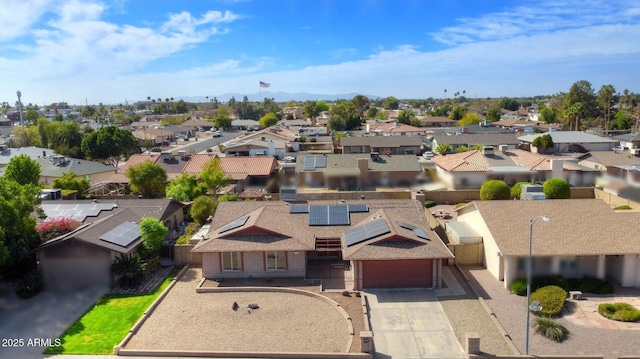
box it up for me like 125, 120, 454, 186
347, 204, 369, 213
303, 156, 315, 171
397, 220, 416, 230
219, 215, 250, 233
99, 222, 140, 248
328, 205, 349, 225
315, 155, 326, 168
414, 228, 430, 240
41, 202, 117, 222
308, 205, 328, 225
289, 205, 309, 214
345, 218, 390, 246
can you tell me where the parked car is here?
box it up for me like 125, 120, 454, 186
283, 156, 296, 163
212, 131, 222, 137
612, 145, 627, 152
422, 151, 434, 159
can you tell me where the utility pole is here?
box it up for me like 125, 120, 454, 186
16, 90, 24, 126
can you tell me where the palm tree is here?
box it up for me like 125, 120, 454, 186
444, 89, 447, 99
112, 253, 143, 287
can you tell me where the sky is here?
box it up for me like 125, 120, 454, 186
1, 0, 639, 106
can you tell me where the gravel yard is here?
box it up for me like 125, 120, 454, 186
124, 268, 351, 353
463, 266, 640, 359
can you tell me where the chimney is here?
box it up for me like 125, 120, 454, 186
43, 150, 47, 157
551, 159, 564, 178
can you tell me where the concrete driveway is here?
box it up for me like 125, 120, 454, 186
0, 283, 106, 359
366, 290, 466, 359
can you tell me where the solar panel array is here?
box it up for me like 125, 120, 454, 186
41, 203, 117, 222
289, 205, 310, 213
347, 204, 369, 213
99, 221, 140, 248
345, 219, 391, 247
396, 220, 430, 240
219, 215, 250, 233
303, 155, 328, 171
309, 205, 350, 226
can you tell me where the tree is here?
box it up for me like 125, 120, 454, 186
456, 146, 469, 153
366, 106, 378, 119
327, 115, 347, 132
597, 84, 615, 131
199, 157, 231, 194
383, 96, 399, 110
126, 160, 167, 198
614, 111, 632, 130
166, 172, 206, 201
449, 105, 466, 121
562, 102, 583, 131
480, 180, 511, 200
35, 218, 81, 242
397, 109, 415, 124
330, 101, 361, 130
191, 195, 216, 225
434, 143, 452, 155
302, 101, 320, 124
543, 178, 571, 199
259, 112, 278, 128
485, 107, 501, 122
81, 126, 140, 166
24, 109, 41, 125
0, 177, 41, 274
457, 112, 481, 126
214, 113, 232, 130
10, 126, 41, 147
316, 100, 330, 112
532, 134, 554, 153
52, 171, 90, 197
499, 98, 520, 111
511, 182, 532, 199
563, 80, 597, 129
351, 95, 369, 118
539, 104, 558, 124
139, 217, 168, 256
4, 154, 40, 186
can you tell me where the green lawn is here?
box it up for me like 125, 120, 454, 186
44, 267, 180, 355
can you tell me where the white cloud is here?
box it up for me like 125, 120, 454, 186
0, 0, 52, 41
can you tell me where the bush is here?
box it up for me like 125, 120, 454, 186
534, 318, 569, 342
570, 276, 614, 294
543, 178, 571, 199
176, 222, 200, 244
15, 269, 44, 299
532, 275, 569, 292
424, 200, 436, 208
614, 205, 632, 210
480, 180, 511, 200
510, 279, 527, 295
598, 303, 640, 322
510, 181, 532, 199
190, 195, 216, 225
530, 285, 567, 318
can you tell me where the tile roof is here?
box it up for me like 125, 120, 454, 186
183, 154, 278, 176
117, 154, 160, 173
369, 122, 424, 134
432, 149, 584, 172
192, 199, 452, 260
461, 199, 640, 256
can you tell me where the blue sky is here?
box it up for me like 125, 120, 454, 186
1, 0, 639, 105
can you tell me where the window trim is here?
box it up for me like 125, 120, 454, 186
221, 252, 242, 271
265, 251, 286, 271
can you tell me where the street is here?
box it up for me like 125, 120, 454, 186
170, 131, 239, 155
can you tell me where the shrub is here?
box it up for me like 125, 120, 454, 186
575, 277, 613, 294
532, 275, 569, 292
534, 318, 569, 342
480, 180, 511, 200
510, 181, 532, 199
424, 200, 436, 208
510, 279, 527, 295
35, 217, 82, 242
530, 285, 567, 318
15, 269, 44, 299
614, 205, 632, 210
598, 303, 640, 322
176, 222, 200, 244
190, 195, 216, 225
543, 178, 571, 199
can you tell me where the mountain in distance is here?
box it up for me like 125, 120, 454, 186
178, 91, 381, 103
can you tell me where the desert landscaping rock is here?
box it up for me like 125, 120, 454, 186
124, 268, 350, 353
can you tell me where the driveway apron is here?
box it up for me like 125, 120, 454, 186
366, 290, 466, 359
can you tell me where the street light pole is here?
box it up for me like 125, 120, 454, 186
525, 215, 550, 355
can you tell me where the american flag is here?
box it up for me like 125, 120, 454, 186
259, 81, 270, 88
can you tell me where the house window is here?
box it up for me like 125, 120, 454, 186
560, 258, 578, 271
222, 252, 242, 271
266, 251, 286, 270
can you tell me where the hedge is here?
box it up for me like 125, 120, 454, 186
568, 276, 614, 294
598, 303, 640, 322
510, 181, 532, 199
480, 180, 511, 200
530, 285, 567, 318
543, 178, 571, 199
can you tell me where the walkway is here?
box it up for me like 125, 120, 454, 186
366, 290, 466, 359
563, 292, 640, 330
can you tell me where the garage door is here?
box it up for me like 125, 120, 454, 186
362, 259, 433, 289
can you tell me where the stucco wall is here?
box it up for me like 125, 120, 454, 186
201, 251, 306, 279
457, 209, 502, 280
39, 239, 112, 289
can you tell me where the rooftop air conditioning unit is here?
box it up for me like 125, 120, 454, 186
481, 146, 494, 155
